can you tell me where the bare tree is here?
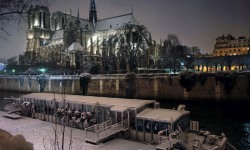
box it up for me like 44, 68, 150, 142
190, 46, 202, 57
114, 24, 150, 72
0, 0, 53, 39
162, 34, 181, 73
162, 34, 190, 73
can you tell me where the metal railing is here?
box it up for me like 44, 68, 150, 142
85, 119, 128, 140
85, 120, 112, 134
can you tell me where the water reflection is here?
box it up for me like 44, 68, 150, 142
160, 100, 250, 150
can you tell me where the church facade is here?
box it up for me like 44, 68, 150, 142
25, 0, 159, 73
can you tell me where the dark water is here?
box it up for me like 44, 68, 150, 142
160, 100, 250, 150
0, 91, 249, 150
0, 91, 27, 111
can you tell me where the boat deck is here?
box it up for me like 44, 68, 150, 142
156, 132, 227, 150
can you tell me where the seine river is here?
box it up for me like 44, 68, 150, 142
0, 91, 249, 150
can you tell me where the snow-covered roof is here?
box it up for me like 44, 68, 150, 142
51, 30, 64, 40
67, 42, 84, 51
136, 108, 190, 122
95, 13, 139, 31
21, 93, 155, 110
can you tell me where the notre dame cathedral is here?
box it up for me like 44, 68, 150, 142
25, 0, 159, 73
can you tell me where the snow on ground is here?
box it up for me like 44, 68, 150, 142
0, 112, 154, 150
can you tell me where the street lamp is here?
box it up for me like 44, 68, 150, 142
39, 68, 46, 73
12, 69, 15, 75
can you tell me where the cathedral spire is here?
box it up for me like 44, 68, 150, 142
77, 8, 80, 19
75, 8, 80, 27
89, 0, 97, 24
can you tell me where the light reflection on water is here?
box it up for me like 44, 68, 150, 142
0, 91, 249, 150
242, 123, 250, 149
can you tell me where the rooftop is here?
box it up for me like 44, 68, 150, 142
136, 108, 190, 122
21, 93, 155, 110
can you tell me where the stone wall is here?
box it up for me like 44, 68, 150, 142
0, 74, 250, 101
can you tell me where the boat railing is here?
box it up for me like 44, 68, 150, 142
85, 120, 112, 134
158, 129, 168, 144
85, 119, 128, 140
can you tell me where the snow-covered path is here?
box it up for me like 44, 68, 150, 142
0, 112, 154, 150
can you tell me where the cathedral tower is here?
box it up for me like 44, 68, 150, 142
26, 5, 51, 53
89, 0, 97, 24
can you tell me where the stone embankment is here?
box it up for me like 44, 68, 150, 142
0, 73, 250, 101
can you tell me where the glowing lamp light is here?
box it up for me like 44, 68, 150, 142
39, 68, 46, 73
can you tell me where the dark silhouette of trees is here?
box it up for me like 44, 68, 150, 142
116, 24, 150, 72
190, 46, 202, 57
161, 34, 191, 73
100, 24, 151, 73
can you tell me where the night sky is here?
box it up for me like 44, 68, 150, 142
0, 0, 250, 59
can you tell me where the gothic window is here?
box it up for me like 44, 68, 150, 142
43, 12, 46, 27
65, 56, 71, 69
40, 40, 44, 47
69, 22, 73, 28
39, 12, 42, 27
85, 24, 89, 30
62, 17, 65, 27
65, 31, 76, 47
55, 18, 57, 30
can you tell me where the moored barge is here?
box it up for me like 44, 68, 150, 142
5, 93, 233, 150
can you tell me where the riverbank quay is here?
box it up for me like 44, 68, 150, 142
1, 73, 250, 101
0, 111, 155, 150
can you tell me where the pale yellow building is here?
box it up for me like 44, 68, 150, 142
213, 34, 249, 57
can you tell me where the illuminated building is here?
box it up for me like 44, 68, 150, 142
26, 0, 156, 72
213, 34, 249, 57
